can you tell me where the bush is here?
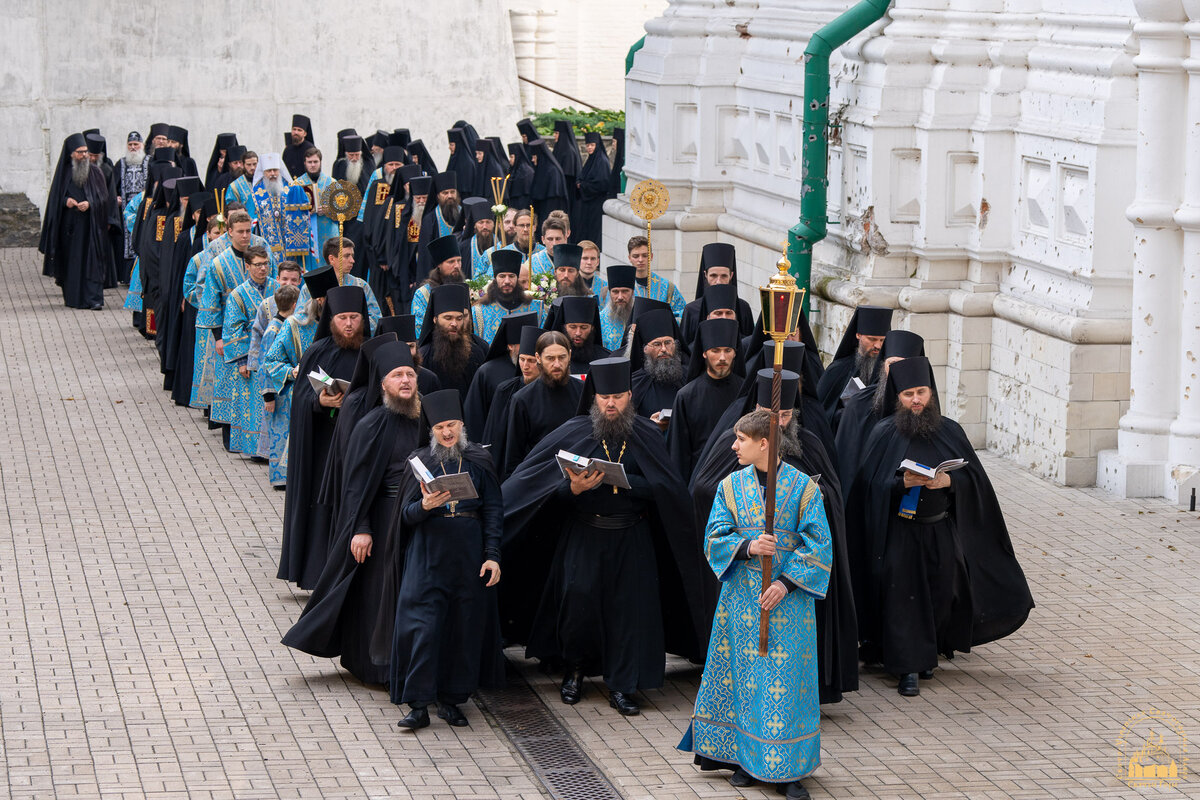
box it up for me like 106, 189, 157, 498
529, 107, 625, 137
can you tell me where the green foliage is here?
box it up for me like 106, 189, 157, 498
528, 107, 625, 137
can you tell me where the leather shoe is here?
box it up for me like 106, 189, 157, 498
437, 703, 469, 727
775, 780, 811, 799
560, 669, 584, 705
898, 673, 920, 697
396, 706, 430, 730
608, 691, 640, 716
729, 767, 755, 787
919, 669, 934, 680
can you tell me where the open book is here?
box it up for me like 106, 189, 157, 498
840, 376, 867, 402
556, 449, 631, 489
899, 458, 967, 479
408, 456, 479, 501
307, 366, 351, 396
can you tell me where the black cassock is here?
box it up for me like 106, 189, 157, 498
575, 141, 610, 246
387, 444, 506, 706
690, 421, 858, 704
501, 415, 708, 686
481, 375, 524, 450
282, 406, 422, 685
680, 296, 755, 345
630, 370, 682, 419
845, 415, 1034, 673
418, 334, 489, 399
277, 337, 361, 588
54, 171, 113, 309
501, 377, 584, 477
665, 373, 741, 482
463, 357, 519, 435
568, 342, 610, 376
158, 213, 195, 393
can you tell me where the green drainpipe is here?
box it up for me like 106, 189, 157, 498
790, 0, 891, 311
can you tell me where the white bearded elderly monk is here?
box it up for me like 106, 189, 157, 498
249, 152, 295, 258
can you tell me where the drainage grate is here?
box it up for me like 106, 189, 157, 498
477, 664, 624, 800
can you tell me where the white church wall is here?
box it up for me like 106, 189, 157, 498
3, 0, 523, 214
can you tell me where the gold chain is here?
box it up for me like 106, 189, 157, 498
600, 440, 626, 494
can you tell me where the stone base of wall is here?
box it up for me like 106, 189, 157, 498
0, 194, 40, 248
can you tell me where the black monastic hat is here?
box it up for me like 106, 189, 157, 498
519, 326, 548, 357
430, 283, 470, 316
756, 368, 801, 410
376, 314, 418, 342
303, 266, 339, 299
426, 234, 460, 266
607, 265, 635, 289
491, 249, 522, 276
553, 243, 582, 271
422, 389, 463, 427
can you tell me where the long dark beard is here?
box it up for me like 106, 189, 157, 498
893, 399, 943, 439
779, 417, 804, 459
439, 197, 460, 225
644, 349, 683, 386
71, 158, 90, 188
431, 327, 472, 378
855, 349, 878, 383
331, 325, 365, 350
429, 267, 465, 287
475, 230, 494, 250
557, 275, 588, 297
485, 280, 529, 307
589, 401, 635, 442
382, 391, 421, 418
431, 429, 468, 466
540, 369, 569, 389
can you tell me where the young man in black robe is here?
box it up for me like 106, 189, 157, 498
282, 113, 315, 181
501, 357, 706, 715
666, 318, 743, 481
462, 311, 536, 434
390, 389, 505, 729
681, 243, 755, 341
416, 283, 488, 399
845, 356, 1033, 696
689, 367, 859, 704
682, 282, 752, 346
482, 325, 546, 449
500, 330, 582, 478
554, 295, 610, 375
282, 340, 421, 685
815, 304, 892, 429
416, 172, 461, 276
628, 308, 686, 423
277, 285, 372, 589
40, 133, 113, 309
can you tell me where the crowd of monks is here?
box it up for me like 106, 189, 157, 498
38, 116, 1034, 800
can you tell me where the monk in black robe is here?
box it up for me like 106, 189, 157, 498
390, 390, 505, 728
381, 172, 433, 312
845, 357, 1033, 696
331, 133, 375, 251
482, 325, 546, 449
666, 318, 744, 481
506, 143, 535, 213
815, 304, 892, 429
689, 368, 859, 704
463, 311, 535, 433
282, 340, 421, 685
528, 139, 570, 222
500, 330, 583, 477
416, 281, 488, 399
682, 272, 755, 345
551, 120, 583, 234
575, 132, 610, 246
360, 148, 407, 288
277, 285, 372, 589
282, 113, 315, 181
40, 133, 114, 309
157, 177, 201, 393
376, 314, 441, 395
501, 357, 707, 716
416, 172, 461, 277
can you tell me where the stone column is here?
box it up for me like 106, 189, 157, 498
509, 10, 538, 113
1102, 0, 1187, 496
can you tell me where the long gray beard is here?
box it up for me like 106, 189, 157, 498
431, 429, 468, 466
71, 158, 90, 188
644, 349, 683, 386
413, 201, 426, 219
871, 377, 889, 416
265, 177, 284, 198
855, 349, 878, 383
124, 150, 145, 167
893, 399, 943, 440
344, 159, 363, 185
779, 417, 803, 459
589, 401, 636, 442
609, 301, 632, 326
382, 391, 421, 418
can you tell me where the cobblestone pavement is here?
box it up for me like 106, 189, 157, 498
2, 248, 1198, 799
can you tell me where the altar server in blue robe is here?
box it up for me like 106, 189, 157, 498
223, 245, 279, 455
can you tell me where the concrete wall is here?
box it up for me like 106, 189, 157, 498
2, 0, 522, 213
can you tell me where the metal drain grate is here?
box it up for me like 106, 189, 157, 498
477, 665, 624, 800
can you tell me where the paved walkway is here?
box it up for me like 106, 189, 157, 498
1, 247, 1197, 799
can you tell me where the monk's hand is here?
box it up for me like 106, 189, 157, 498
214, 338, 225, 357
419, 482, 453, 511
350, 533, 373, 563
239, 365, 251, 378
567, 468, 605, 495
927, 472, 951, 490
379, 263, 389, 271
760, 580, 787, 611
263, 399, 275, 413
77, 200, 89, 212
480, 560, 501, 587
66, 197, 77, 209
318, 388, 344, 408
902, 470, 930, 489
748, 533, 776, 557
650, 411, 669, 432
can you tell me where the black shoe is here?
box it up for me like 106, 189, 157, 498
729, 767, 755, 788
89, 304, 103, 311
396, 706, 430, 730
437, 703, 469, 727
775, 781, 811, 799
608, 691, 640, 716
560, 669, 584, 705
898, 673, 920, 697
919, 669, 934, 680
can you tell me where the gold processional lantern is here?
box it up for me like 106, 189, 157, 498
629, 179, 670, 267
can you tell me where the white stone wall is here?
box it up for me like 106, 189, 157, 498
609, 0, 1147, 489
3, 0, 522, 214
